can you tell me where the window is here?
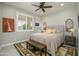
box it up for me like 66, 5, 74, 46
16, 12, 34, 32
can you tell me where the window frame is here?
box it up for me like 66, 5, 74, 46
16, 12, 34, 32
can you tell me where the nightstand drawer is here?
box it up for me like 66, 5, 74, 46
64, 36, 76, 46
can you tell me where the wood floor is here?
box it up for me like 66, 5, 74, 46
0, 45, 20, 56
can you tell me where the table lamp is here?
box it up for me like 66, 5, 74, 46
69, 28, 74, 36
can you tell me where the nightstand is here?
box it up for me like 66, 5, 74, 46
64, 36, 76, 47
64, 36, 78, 56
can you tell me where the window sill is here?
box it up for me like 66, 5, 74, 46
16, 30, 34, 32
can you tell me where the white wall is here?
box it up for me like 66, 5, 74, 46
0, 3, 42, 47
0, 3, 2, 33
33, 16, 44, 32
44, 7, 77, 25
43, 7, 78, 36
0, 3, 2, 16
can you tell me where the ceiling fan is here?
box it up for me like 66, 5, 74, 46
32, 2, 52, 12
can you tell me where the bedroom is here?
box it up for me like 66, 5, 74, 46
0, 2, 78, 56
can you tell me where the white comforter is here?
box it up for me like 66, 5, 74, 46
30, 33, 64, 55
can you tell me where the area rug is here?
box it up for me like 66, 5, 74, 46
14, 42, 77, 56
14, 43, 35, 56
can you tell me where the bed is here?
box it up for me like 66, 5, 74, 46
30, 25, 64, 55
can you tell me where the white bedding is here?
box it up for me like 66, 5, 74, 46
30, 32, 64, 55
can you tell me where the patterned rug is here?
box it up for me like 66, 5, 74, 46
14, 42, 77, 56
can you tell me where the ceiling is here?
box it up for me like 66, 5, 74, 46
3, 2, 77, 16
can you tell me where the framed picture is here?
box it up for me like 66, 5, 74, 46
2, 17, 14, 32
65, 18, 73, 31
35, 23, 39, 26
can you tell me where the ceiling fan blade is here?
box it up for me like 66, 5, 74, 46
35, 8, 40, 11
42, 8, 45, 12
32, 4, 39, 7
40, 2, 45, 6
44, 6, 52, 8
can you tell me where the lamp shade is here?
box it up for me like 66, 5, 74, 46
69, 28, 74, 32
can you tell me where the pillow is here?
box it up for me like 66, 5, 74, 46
45, 28, 57, 33
56, 30, 62, 33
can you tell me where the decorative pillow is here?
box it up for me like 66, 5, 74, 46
45, 28, 57, 33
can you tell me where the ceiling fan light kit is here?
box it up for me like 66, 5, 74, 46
60, 3, 64, 7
